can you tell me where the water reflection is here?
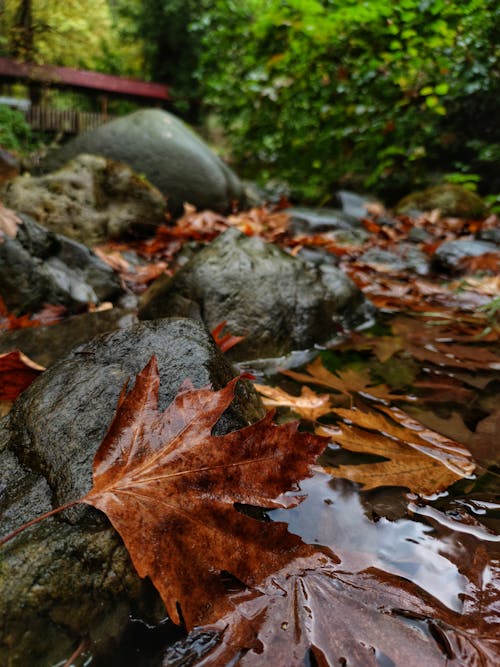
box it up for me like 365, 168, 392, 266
270, 471, 468, 611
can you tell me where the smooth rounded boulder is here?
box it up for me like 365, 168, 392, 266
39, 109, 244, 213
139, 228, 375, 360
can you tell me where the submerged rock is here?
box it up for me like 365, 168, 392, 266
1, 154, 166, 245
0, 212, 122, 315
39, 109, 244, 214
0, 319, 264, 667
396, 184, 487, 219
139, 228, 375, 360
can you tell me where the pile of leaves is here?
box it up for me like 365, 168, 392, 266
2, 199, 500, 666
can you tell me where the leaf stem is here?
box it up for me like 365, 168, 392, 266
0, 499, 81, 547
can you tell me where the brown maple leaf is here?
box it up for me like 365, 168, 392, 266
1, 357, 326, 629
254, 383, 332, 421
317, 405, 474, 495
282, 357, 411, 404
170, 551, 500, 666
0, 350, 45, 401
211, 320, 246, 353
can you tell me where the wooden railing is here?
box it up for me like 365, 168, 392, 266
25, 106, 113, 134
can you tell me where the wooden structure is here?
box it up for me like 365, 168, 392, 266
0, 57, 170, 134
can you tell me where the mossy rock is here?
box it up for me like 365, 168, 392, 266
395, 184, 487, 219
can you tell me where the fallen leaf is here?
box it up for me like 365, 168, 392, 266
211, 320, 245, 353
0, 350, 45, 400
282, 357, 411, 404
0, 202, 21, 241
169, 550, 500, 666
317, 405, 474, 494
0, 298, 66, 330
254, 383, 332, 421
79, 357, 326, 627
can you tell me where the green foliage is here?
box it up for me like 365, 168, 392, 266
194, 0, 500, 202
0, 104, 33, 153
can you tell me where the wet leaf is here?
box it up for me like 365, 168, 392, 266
0, 350, 45, 400
317, 405, 474, 494
254, 383, 332, 421
174, 551, 500, 667
80, 357, 326, 627
0, 298, 66, 330
282, 357, 412, 404
211, 320, 246, 353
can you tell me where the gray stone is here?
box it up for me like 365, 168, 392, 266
0, 319, 264, 667
1, 154, 166, 245
139, 228, 375, 360
396, 184, 487, 219
285, 207, 368, 246
39, 109, 244, 214
334, 190, 380, 220
432, 239, 498, 272
0, 213, 122, 315
360, 245, 430, 276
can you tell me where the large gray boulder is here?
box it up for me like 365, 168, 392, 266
0, 212, 122, 315
139, 229, 375, 360
39, 109, 244, 213
1, 154, 167, 245
0, 319, 264, 667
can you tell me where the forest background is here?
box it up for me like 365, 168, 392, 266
0, 0, 499, 205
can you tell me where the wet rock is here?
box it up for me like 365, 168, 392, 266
0, 319, 264, 667
0, 212, 122, 315
139, 228, 375, 360
396, 184, 487, 219
360, 245, 430, 276
334, 190, 381, 220
286, 206, 367, 240
478, 228, 500, 244
0, 307, 137, 367
1, 154, 166, 245
432, 239, 498, 272
39, 109, 244, 214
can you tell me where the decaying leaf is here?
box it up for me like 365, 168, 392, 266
0, 202, 21, 241
79, 356, 326, 627
170, 550, 500, 667
0, 350, 45, 401
282, 357, 411, 404
317, 405, 474, 495
254, 383, 332, 421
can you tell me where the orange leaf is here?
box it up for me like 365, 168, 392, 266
0, 350, 45, 400
254, 383, 332, 421
210, 320, 245, 353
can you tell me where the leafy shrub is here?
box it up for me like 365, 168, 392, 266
195, 0, 500, 203
0, 104, 33, 153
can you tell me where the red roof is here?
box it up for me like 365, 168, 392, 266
0, 58, 170, 101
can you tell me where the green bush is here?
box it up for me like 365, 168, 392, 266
194, 0, 500, 203
0, 104, 34, 154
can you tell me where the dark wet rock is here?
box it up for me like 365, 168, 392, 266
396, 184, 487, 218
432, 239, 498, 272
360, 245, 430, 276
0, 318, 264, 667
0, 213, 122, 315
478, 228, 500, 244
39, 109, 244, 214
0, 147, 20, 185
139, 228, 375, 360
334, 190, 380, 220
0, 307, 137, 367
286, 207, 363, 234
407, 226, 433, 243
296, 245, 340, 267
1, 154, 166, 245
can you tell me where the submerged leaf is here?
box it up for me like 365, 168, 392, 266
254, 383, 332, 421
318, 405, 474, 495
